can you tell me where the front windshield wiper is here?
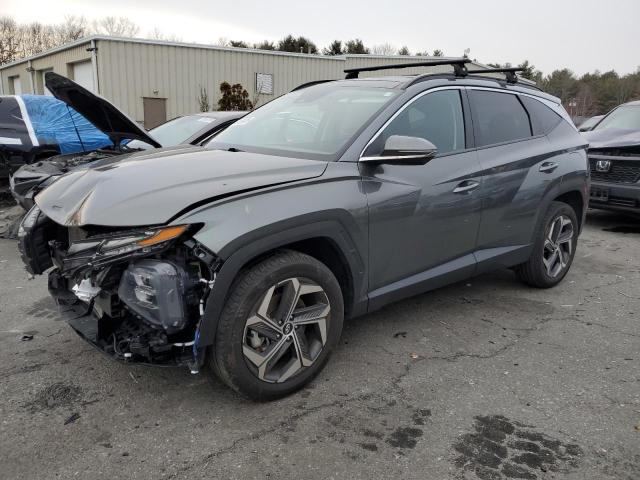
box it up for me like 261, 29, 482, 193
226, 147, 243, 152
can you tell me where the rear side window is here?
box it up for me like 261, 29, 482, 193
520, 96, 562, 135
469, 90, 532, 147
364, 89, 465, 156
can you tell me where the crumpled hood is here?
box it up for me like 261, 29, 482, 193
582, 128, 640, 149
45, 72, 160, 148
35, 147, 327, 227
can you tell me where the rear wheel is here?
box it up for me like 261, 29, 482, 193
516, 201, 578, 288
208, 250, 344, 400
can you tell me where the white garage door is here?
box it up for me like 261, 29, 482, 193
72, 61, 95, 92
10, 76, 22, 95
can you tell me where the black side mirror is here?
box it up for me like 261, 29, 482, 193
360, 135, 438, 164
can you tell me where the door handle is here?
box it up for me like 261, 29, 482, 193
453, 180, 480, 194
539, 162, 558, 173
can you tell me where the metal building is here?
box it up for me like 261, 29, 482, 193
0, 36, 484, 129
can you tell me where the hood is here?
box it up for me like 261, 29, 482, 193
35, 147, 328, 227
582, 127, 640, 150
44, 72, 161, 148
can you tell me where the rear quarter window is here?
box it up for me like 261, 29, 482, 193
469, 90, 532, 147
520, 96, 562, 135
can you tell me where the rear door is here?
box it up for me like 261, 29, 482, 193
362, 88, 483, 308
468, 88, 562, 268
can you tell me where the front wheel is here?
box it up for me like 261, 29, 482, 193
516, 201, 579, 288
208, 250, 344, 400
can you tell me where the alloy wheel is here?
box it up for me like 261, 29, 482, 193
543, 215, 574, 278
242, 277, 330, 383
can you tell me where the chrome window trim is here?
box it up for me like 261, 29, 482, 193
358, 86, 463, 161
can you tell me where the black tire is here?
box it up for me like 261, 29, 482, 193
516, 201, 579, 288
207, 250, 344, 401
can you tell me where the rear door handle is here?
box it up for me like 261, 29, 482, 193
539, 162, 558, 173
453, 180, 480, 194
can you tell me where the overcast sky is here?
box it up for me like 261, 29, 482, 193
4, 0, 639, 75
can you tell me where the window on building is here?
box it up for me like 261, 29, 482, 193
469, 90, 532, 147
364, 89, 465, 157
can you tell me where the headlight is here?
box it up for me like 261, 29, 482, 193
99, 225, 189, 257
118, 259, 194, 333
60, 224, 192, 273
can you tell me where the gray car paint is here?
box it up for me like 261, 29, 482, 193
582, 127, 640, 149
35, 147, 328, 227
33, 76, 588, 347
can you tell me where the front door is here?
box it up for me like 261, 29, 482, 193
361, 88, 483, 309
143, 97, 167, 130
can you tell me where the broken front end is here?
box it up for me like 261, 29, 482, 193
18, 206, 218, 371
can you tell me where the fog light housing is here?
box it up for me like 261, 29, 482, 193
118, 259, 192, 333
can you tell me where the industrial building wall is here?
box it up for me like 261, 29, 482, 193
0, 43, 93, 95
96, 39, 346, 124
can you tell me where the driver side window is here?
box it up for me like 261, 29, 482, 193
364, 89, 465, 157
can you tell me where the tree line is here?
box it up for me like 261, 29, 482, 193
2, 16, 638, 116
490, 60, 640, 117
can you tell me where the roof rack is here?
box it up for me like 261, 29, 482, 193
344, 58, 471, 79
465, 67, 525, 84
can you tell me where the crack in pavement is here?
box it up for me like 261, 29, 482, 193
557, 316, 640, 338
161, 397, 359, 479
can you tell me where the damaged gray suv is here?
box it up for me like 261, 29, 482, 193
19, 60, 589, 400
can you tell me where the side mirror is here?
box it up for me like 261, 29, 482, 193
360, 135, 438, 164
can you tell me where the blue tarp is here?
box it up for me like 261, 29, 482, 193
21, 94, 113, 154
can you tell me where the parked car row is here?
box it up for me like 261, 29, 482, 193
5, 61, 637, 400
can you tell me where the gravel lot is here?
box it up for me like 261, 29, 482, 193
1, 210, 638, 480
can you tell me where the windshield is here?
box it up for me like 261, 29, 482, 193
594, 105, 640, 131
206, 84, 401, 161
127, 115, 215, 149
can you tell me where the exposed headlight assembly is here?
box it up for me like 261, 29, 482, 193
118, 259, 195, 333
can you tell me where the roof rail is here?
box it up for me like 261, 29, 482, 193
465, 67, 525, 84
344, 58, 471, 79
291, 79, 335, 92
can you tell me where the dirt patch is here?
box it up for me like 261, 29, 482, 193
453, 415, 582, 479
26, 382, 83, 412
386, 426, 423, 449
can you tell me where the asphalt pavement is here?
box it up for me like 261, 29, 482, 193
0, 210, 638, 480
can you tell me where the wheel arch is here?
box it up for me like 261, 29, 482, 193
197, 220, 367, 347
554, 190, 586, 230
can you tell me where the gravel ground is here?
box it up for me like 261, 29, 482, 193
0, 210, 638, 480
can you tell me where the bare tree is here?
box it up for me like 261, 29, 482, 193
53, 15, 88, 44
0, 16, 20, 64
370, 43, 396, 55
18, 22, 56, 58
91, 16, 139, 37
148, 27, 182, 42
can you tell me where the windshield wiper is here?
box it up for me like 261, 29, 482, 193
226, 147, 243, 152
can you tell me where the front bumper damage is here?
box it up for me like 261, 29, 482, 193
18, 206, 219, 372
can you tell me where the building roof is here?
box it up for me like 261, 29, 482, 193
0, 35, 467, 70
